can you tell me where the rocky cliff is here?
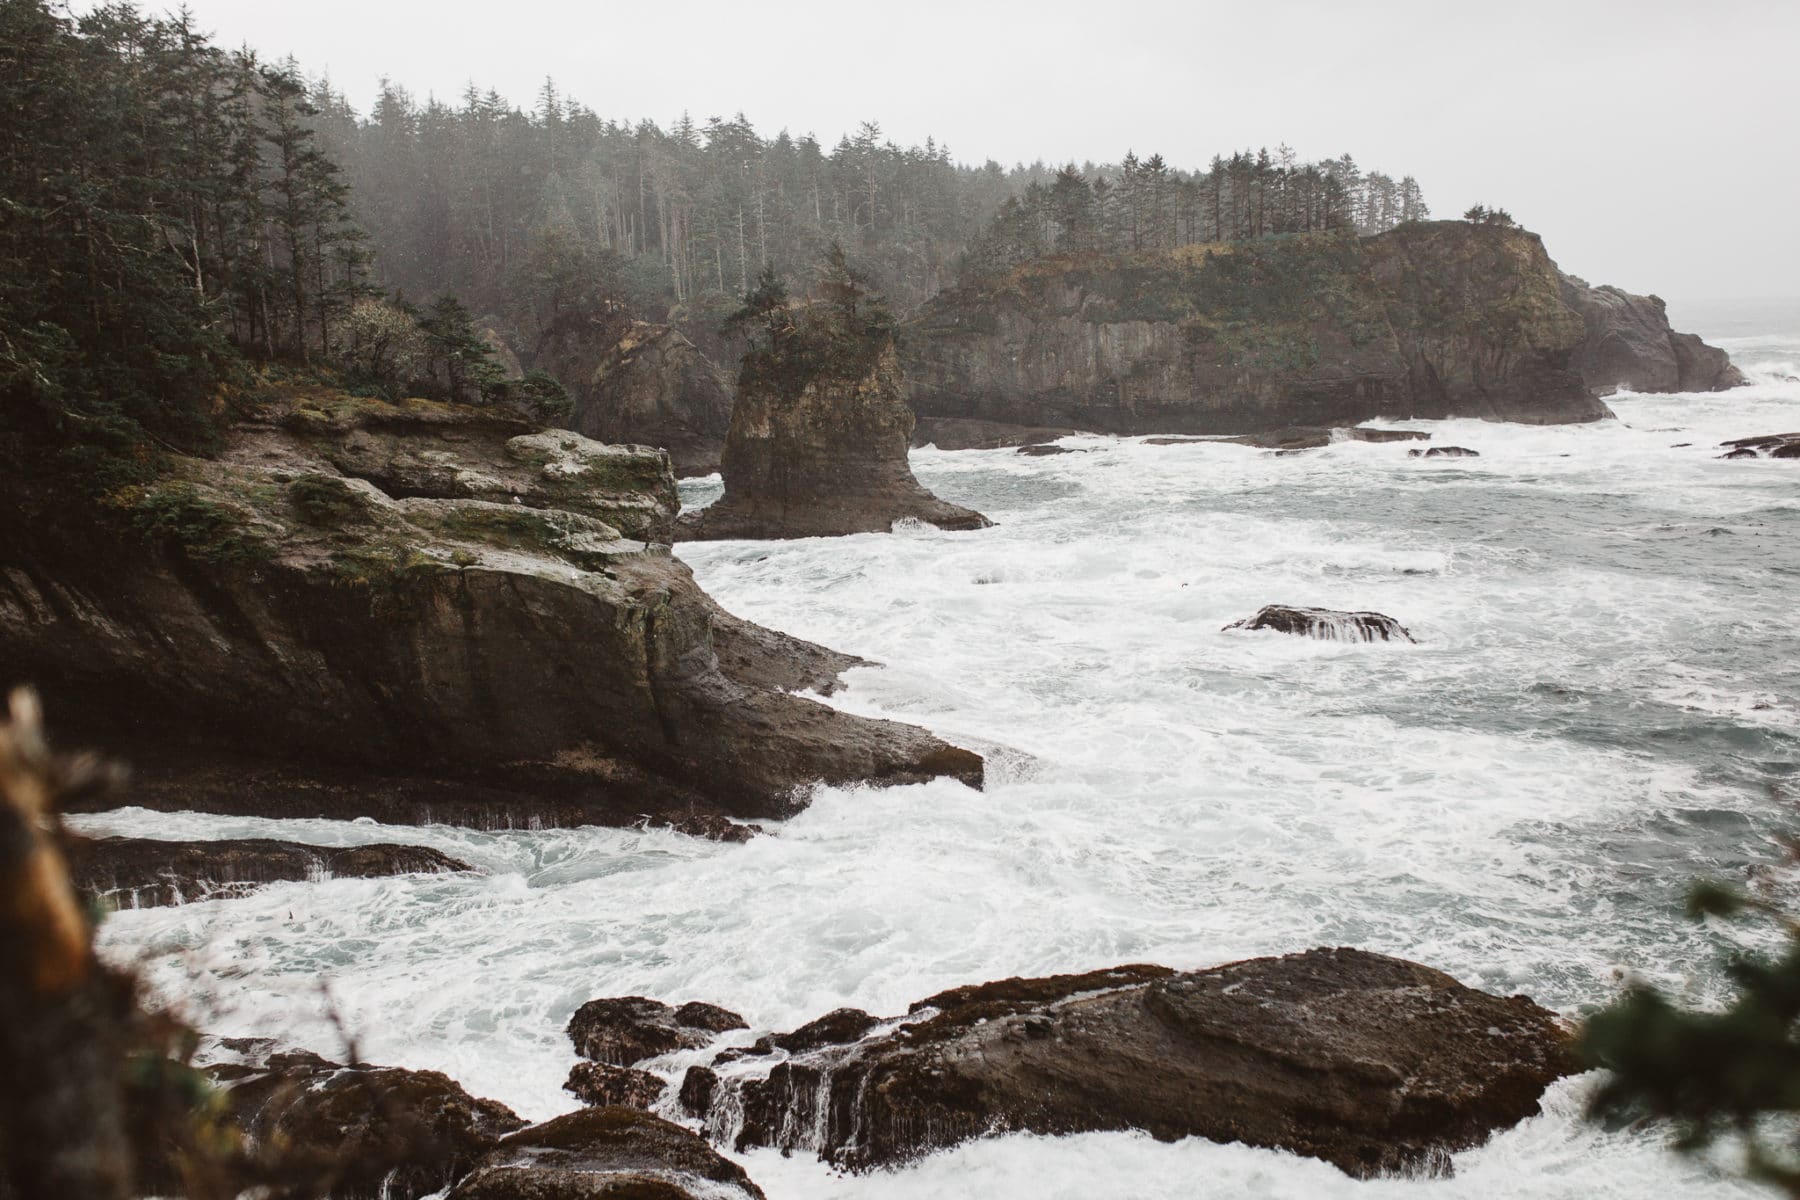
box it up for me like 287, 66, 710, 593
677, 334, 989, 540
564, 321, 735, 476
0, 384, 982, 832
902, 223, 1640, 435
1559, 277, 1745, 394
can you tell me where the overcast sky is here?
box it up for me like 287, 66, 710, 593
115, 0, 1798, 300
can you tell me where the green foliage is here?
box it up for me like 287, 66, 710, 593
957, 151, 1429, 285
732, 245, 896, 403
415, 294, 504, 404
1464, 204, 1518, 227
126, 481, 269, 564
1583, 879, 1800, 1195
501, 369, 574, 423
286, 473, 368, 526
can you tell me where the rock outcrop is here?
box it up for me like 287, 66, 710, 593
1410, 446, 1480, 458
211, 1048, 526, 1200
567, 996, 748, 1066
1719, 432, 1800, 459
447, 1107, 766, 1200
1559, 277, 1745, 394
685, 949, 1572, 1178
677, 334, 990, 540
66, 836, 471, 908
566, 322, 736, 477
911, 415, 1088, 450
1225, 605, 1416, 642
0, 384, 983, 832
904, 223, 1615, 435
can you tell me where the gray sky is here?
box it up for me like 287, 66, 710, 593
130, 0, 1798, 300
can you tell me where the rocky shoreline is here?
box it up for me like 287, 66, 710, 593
0, 385, 982, 834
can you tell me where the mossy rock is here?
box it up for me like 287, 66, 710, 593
287, 474, 371, 527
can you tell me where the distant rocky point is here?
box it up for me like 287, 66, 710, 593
900, 222, 1739, 438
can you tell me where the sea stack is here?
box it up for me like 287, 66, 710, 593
677, 249, 989, 541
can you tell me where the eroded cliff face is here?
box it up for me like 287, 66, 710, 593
0, 386, 981, 830
565, 321, 736, 476
902, 223, 1617, 435
1559, 277, 1745, 394
677, 339, 989, 540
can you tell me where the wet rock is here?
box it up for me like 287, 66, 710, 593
1235, 427, 1430, 450
1561, 277, 1745, 394
1015, 443, 1084, 456
565, 322, 736, 477
216, 1049, 525, 1200
770, 1007, 880, 1053
1224, 605, 1416, 643
564, 1062, 666, 1109
700, 950, 1572, 1179
904, 223, 1612, 434
3, 387, 984, 833
65, 835, 472, 908
447, 1107, 765, 1200
1719, 432, 1800, 459
676, 335, 990, 540
568, 997, 747, 1067
1408, 446, 1481, 458
911, 415, 1088, 450
678, 1066, 718, 1116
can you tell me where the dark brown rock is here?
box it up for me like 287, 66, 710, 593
448, 1107, 765, 1200
1224, 605, 1415, 643
700, 950, 1572, 1178
565, 1062, 666, 1110
2, 388, 984, 832
1231, 427, 1432, 450
678, 1066, 718, 1117
676, 339, 990, 540
566, 322, 736, 477
65, 835, 471, 908
217, 1049, 525, 1200
910, 416, 1088, 450
568, 997, 747, 1067
1719, 432, 1800, 459
1560, 277, 1746, 394
1015, 443, 1083, 456
770, 1007, 880, 1054
1408, 446, 1480, 458
904, 224, 1613, 435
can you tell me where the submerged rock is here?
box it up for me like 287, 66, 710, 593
568, 997, 748, 1067
904, 223, 1613, 434
1409, 445, 1481, 458
1560, 277, 1745, 394
447, 1107, 765, 1200
690, 949, 1572, 1178
676, 328, 990, 540
65, 835, 471, 908
1224, 605, 1416, 643
1015, 443, 1084, 456
213, 1049, 525, 1200
2, 387, 984, 831
1718, 432, 1800, 459
566, 321, 736, 477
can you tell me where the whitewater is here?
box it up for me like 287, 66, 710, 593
80, 306, 1800, 1198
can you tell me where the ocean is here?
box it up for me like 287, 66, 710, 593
79, 301, 1800, 1198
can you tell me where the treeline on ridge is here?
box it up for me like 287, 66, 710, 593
0, 0, 1432, 477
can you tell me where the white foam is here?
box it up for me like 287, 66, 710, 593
89, 368, 1800, 1199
